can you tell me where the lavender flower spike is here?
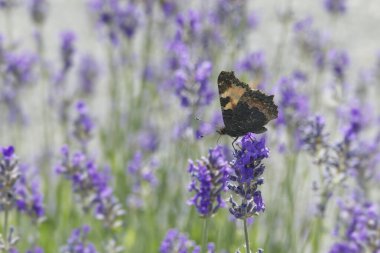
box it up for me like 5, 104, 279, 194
0, 146, 19, 210
228, 134, 269, 219
60, 225, 98, 253
187, 145, 229, 217
60, 31, 76, 73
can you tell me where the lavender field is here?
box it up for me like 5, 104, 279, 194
1, 0, 380, 252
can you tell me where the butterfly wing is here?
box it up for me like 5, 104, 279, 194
232, 89, 278, 134
217, 71, 250, 129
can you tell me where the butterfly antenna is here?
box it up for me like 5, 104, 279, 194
216, 133, 222, 145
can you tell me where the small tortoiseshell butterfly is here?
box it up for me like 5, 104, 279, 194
217, 71, 278, 138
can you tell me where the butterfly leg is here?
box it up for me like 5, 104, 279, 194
231, 137, 239, 151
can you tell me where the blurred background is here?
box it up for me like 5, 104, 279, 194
0, 0, 380, 252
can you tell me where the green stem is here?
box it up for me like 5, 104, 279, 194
243, 218, 250, 253
284, 152, 298, 252
311, 216, 323, 253
201, 218, 210, 253
3, 207, 9, 251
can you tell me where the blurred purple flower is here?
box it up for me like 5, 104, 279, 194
0, 0, 15, 9
29, 0, 48, 24
276, 76, 309, 150
299, 115, 329, 155
116, 3, 140, 39
328, 49, 350, 82
160, 0, 178, 17
0, 145, 19, 211
88, 0, 140, 44
77, 55, 99, 96
4, 52, 36, 87
342, 107, 364, 142
248, 11, 260, 30
162, 9, 218, 111
169, 59, 214, 108
60, 225, 98, 253
330, 197, 380, 252
213, 0, 246, 28
293, 17, 329, 71
324, 0, 347, 15
2, 145, 15, 159
56, 146, 125, 228
60, 31, 76, 73
14, 164, 45, 223
1, 51, 36, 124
236, 51, 267, 83
26, 247, 44, 253
329, 243, 358, 253
187, 145, 229, 217
73, 101, 95, 150
138, 128, 159, 152
160, 229, 215, 253
160, 229, 194, 253
126, 151, 158, 209
228, 134, 268, 219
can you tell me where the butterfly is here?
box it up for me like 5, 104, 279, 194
216, 71, 278, 139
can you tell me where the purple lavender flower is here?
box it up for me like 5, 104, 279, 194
276, 76, 309, 127
60, 31, 76, 73
126, 151, 158, 209
328, 49, 350, 82
299, 115, 329, 155
324, 0, 347, 15
88, 0, 140, 44
56, 146, 125, 228
162, 9, 218, 112
4, 52, 36, 87
26, 247, 44, 253
275, 76, 310, 152
1, 51, 36, 123
116, 3, 140, 40
160, 229, 195, 253
0, 146, 19, 210
236, 51, 267, 83
293, 17, 329, 70
138, 128, 159, 153
77, 55, 99, 96
29, 0, 48, 24
160, 0, 178, 17
60, 225, 98, 253
0, 0, 15, 9
160, 229, 215, 253
87, 0, 117, 44
188, 145, 229, 217
228, 134, 268, 219
342, 107, 364, 142
73, 101, 94, 150
213, 0, 246, 29
171, 60, 214, 108
14, 164, 45, 223
330, 198, 380, 252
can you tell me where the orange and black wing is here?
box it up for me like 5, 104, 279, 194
217, 71, 250, 130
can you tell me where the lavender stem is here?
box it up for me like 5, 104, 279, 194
3, 207, 9, 251
243, 218, 250, 253
201, 218, 209, 253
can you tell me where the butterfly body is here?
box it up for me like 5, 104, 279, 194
217, 71, 278, 137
